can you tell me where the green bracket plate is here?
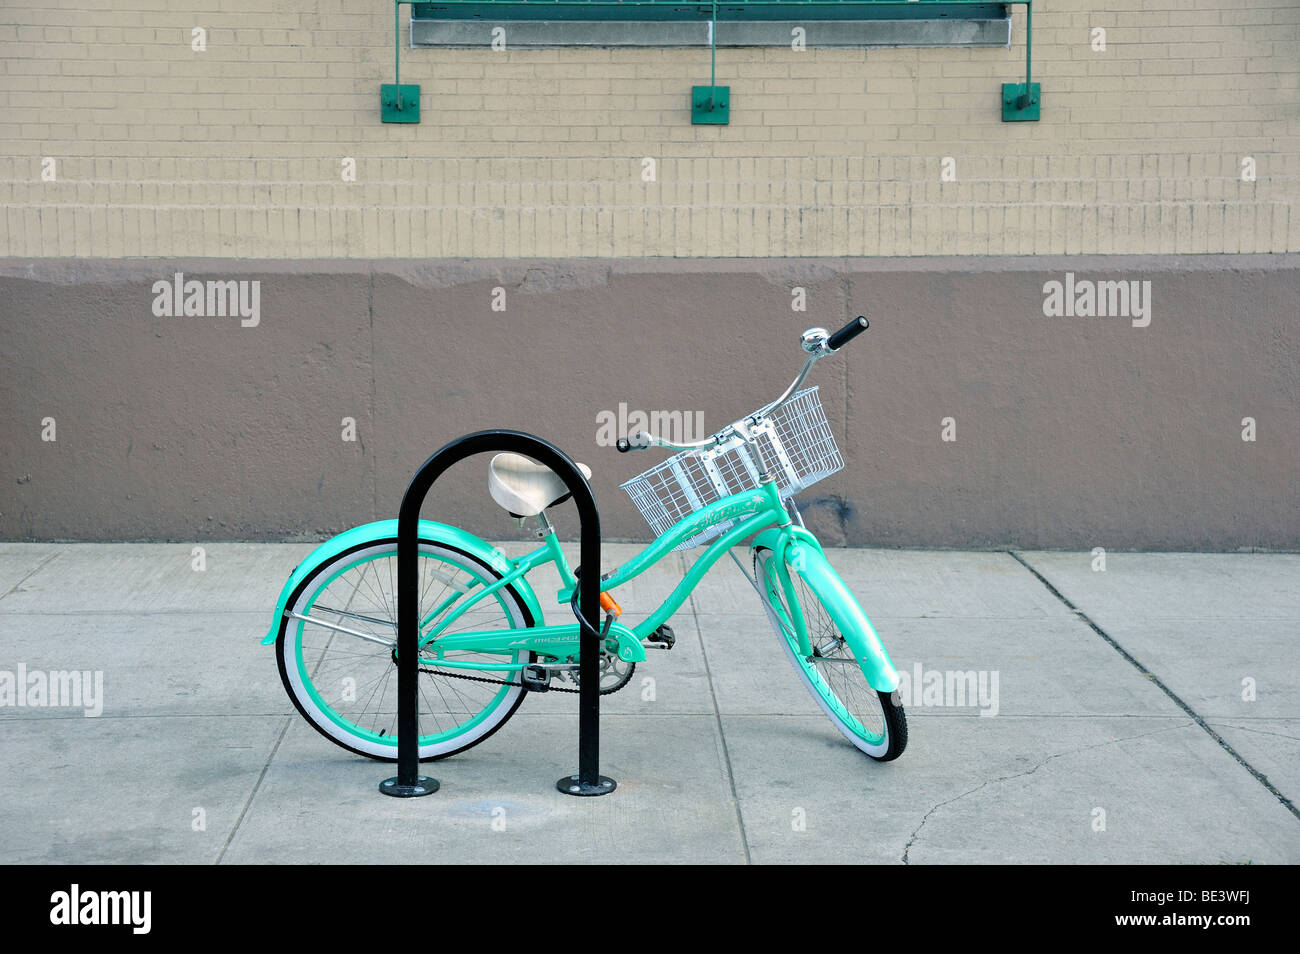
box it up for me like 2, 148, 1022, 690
381, 83, 421, 123
691, 85, 730, 125
1001, 81, 1040, 122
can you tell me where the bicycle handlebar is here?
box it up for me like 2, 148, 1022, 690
616, 431, 721, 454
616, 315, 870, 454
828, 315, 869, 350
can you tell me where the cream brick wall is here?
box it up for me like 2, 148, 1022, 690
1, 1, 1298, 257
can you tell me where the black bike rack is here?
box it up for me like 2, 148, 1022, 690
379, 429, 616, 798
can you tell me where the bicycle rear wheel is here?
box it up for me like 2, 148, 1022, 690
274, 538, 534, 761
754, 545, 907, 761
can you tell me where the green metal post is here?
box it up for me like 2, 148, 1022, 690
1002, 0, 1039, 120
691, 0, 729, 123
382, 1, 421, 122
1019, 1, 1032, 107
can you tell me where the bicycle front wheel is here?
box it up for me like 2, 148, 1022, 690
755, 545, 907, 761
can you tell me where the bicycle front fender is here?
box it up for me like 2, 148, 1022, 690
749, 527, 900, 694
260, 520, 542, 645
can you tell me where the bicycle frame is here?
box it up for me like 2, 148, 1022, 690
420, 478, 790, 673
263, 457, 897, 693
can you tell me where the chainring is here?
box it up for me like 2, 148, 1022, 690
564, 653, 637, 695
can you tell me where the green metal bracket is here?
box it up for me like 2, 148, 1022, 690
383, 2, 421, 124
692, 86, 730, 124
382, 83, 422, 122
1002, 81, 1039, 121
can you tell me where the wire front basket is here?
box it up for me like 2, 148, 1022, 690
620, 387, 843, 551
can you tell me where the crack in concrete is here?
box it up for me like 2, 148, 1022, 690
901, 722, 1191, 865
1207, 722, 1300, 744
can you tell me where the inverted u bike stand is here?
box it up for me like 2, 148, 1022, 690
380, 429, 616, 798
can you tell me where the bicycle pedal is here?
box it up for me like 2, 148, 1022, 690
645, 624, 675, 650
521, 664, 551, 692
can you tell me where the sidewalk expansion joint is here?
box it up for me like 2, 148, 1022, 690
1008, 550, 1299, 822
215, 713, 294, 864
688, 577, 753, 865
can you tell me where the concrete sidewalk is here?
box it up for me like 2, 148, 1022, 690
0, 542, 1296, 864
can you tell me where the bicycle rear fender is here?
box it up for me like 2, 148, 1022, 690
260, 520, 543, 645
749, 526, 900, 694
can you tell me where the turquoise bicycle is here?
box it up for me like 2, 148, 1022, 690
262, 316, 907, 763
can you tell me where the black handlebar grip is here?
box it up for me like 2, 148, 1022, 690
616, 438, 632, 453
827, 315, 869, 351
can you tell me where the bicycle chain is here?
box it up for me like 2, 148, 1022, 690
418, 661, 631, 695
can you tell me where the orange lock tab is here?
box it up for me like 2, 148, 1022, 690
599, 591, 623, 618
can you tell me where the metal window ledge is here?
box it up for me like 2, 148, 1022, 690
384, 1, 1038, 124
412, 17, 1010, 48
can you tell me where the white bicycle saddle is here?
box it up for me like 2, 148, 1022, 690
488, 453, 592, 517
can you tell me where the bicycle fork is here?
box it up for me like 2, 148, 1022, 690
747, 520, 901, 695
